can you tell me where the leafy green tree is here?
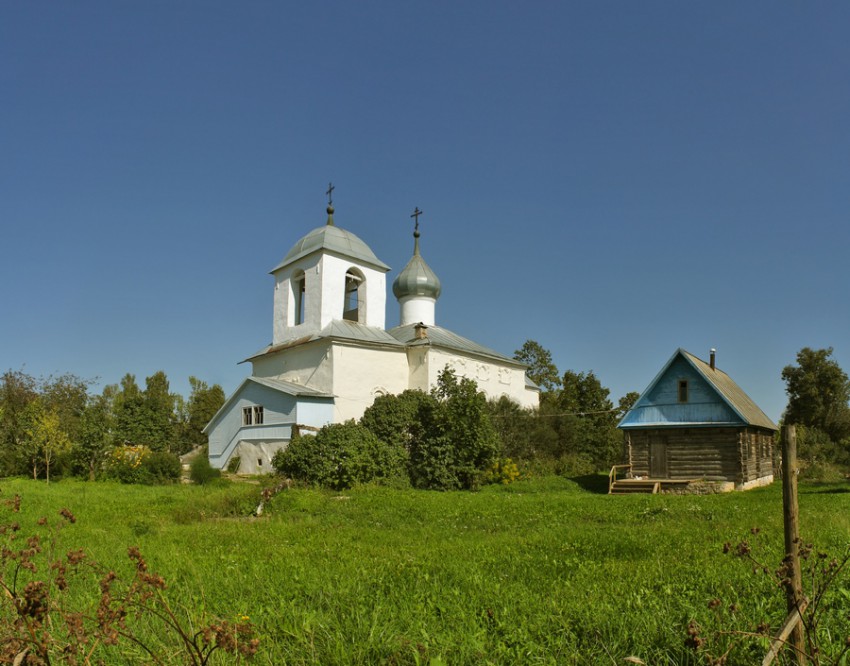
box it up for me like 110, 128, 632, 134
75, 392, 115, 480
408, 368, 499, 490
782, 347, 850, 444
111, 372, 178, 451
186, 377, 225, 451
0, 370, 39, 475
25, 402, 71, 483
617, 391, 641, 418
553, 370, 622, 471
487, 397, 562, 464
514, 340, 561, 394
112, 374, 146, 446
142, 371, 177, 452
40, 373, 92, 445
360, 390, 436, 451
18, 399, 45, 479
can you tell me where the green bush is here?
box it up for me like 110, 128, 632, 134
408, 369, 499, 490
272, 421, 408, 490
226, 455, 242, 474
141, 451, 182, 484
190, 451, 221, 485
104, 446, 182, 485
483, 457, 521, 485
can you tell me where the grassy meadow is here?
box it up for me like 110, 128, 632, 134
3, 476, 850, 665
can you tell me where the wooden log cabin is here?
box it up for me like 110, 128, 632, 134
617, 349, 777, 491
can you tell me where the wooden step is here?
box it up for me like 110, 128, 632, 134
609, 480, 660, 495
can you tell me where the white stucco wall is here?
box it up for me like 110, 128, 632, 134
271, 253, 388, 345
427, 349, 538, 409
398, 296, 436, 327
406, 346, 430, 392
319, 254, 387, 330
331, 344, 409, 421
271, 255, 323, 345
251, 342, 333, 394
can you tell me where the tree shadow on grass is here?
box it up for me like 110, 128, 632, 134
570, 473, 610, 494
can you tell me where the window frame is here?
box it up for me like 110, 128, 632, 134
243, 405, 264, 426
677, 379, 689, 403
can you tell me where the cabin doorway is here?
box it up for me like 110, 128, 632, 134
649, 435, 668, 478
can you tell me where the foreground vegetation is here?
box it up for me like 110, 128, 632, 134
3, 476, 850, 664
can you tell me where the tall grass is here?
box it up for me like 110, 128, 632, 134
3, 477, 849, 664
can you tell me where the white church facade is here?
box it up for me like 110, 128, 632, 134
204, 198, 539, 473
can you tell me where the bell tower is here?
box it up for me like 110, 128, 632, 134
269, 186, 391, 344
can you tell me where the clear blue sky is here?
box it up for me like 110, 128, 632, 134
2, 2, 849, 423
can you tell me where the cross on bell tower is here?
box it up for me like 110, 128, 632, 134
325, 182, 335, 226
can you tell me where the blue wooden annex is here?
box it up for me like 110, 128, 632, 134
618, 349, 777, 491
203, 376, 334, 475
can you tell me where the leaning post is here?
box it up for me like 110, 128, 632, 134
781, 424, 806, 664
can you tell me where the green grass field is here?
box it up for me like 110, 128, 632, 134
3, 476, 850, 665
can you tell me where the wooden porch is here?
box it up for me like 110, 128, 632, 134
608, 464, 696, 495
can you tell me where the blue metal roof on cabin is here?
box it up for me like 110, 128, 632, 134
618, 348, 778, 431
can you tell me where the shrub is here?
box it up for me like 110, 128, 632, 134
142, 451, 182, 484
272, 421, 407, 490
408, 368, 499, 490
104, 446, 181, 484
360, 390, 435, 450
226, 455, 242, 474
105, 445, 150, 484
554, 452, 596, 478
483, 457, 521, 485
190, 450, 221, 485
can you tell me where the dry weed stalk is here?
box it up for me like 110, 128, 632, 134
0, 492, 259, 665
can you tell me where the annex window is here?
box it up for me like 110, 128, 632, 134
343, 269, 364, 322
242, 405, 264, 425
292, 271, 306, 326
678, 380, 689, 403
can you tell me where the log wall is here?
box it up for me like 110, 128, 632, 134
626, 427, 775, 483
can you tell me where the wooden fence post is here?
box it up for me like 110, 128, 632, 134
781, 425, 806, 665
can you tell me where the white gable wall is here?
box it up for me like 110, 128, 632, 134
331, 344, 409, 421
251, 342, 333, 393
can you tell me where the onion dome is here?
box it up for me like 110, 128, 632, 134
392, 228, 441, 300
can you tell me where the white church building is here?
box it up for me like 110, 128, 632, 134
204, 198, 539, 473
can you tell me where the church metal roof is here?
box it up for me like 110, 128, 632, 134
243, 320, 405, 362
387, 323, 526, 367
247, 376, 333, 397
271, 223, 390, 273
